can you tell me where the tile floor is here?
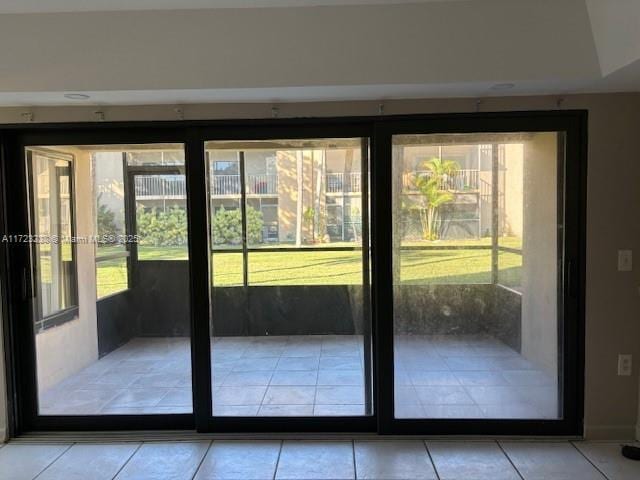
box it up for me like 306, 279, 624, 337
1, 440, 638, 480
39, 334, 556, 419
394, 334, 558, 419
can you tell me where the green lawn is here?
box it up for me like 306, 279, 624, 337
95, 239, 523, 297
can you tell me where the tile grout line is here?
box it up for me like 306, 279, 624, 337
569, 441, 611, 480
109, 441, 143, 480
190, 440, 214, 480
495, 441, 525, 480
272, 439, 284, 480
422, 440, 441, 480
31, 443, 75, 480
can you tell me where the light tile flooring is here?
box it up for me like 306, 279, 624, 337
1, 440, 638, 480
394, 334, 558, 419
39, 334, 556, 419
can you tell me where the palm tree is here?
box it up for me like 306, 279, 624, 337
412, 157, 459, 240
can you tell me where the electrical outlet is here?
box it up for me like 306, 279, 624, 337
618, 250, 633, 271
618, 354, 632, 376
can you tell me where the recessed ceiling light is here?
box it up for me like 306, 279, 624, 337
490, 83, 515, 91
64, 93, 91, 100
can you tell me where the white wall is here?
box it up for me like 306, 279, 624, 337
586, 0, 640, 75
34, 149, 99, 392
0, 0, 598, 95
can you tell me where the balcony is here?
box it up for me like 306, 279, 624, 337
326, 172, 361, 193
134, 175, 186, 199
403, 169, 480, 192
135, 174, 279, 199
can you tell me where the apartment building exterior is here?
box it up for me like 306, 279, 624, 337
95, 143, 523, 246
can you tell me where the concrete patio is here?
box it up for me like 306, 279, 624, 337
39, 334, 557, 419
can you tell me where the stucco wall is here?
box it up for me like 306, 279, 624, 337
503, 144, 524, 238
34, 148, 99, 393
520, 133, 558, 376
1, 92, 639, 439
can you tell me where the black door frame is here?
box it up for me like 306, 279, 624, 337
373, 112, 587, 435
0, 111, 587, 436
192, 122, 376, 433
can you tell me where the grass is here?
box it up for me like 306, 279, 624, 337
94, 238, 523, 297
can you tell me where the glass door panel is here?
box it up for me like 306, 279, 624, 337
391, 133, 563, 420
206, 138, 372, 417
27, 144, 193, 416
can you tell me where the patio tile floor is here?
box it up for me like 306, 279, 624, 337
39, 334, 557, 419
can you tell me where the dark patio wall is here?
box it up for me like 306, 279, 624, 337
96, 260, 522, 356
393, 284, 521, 351
211, 285, 364, 336
96, 288, 138, 357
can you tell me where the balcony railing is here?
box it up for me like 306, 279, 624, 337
134, 175, 186, 198
246, 174, 278, 195
212, 174, 278, 196
326, 172, 361, 193
211, 175, 240, 196
135, 174, 279, 198
403, 169, 480, 192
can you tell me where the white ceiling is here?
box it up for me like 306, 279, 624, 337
0, 0, 637, 106
0, 0, 468, 14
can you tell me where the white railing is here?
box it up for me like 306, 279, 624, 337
403, 169, 479, 192
246, 174, 278, 195
212, 174, 279, 196
135, 174, 279, 198
326, 172, 361, 193
211, 175, 240, 196
134, 175, 186, 198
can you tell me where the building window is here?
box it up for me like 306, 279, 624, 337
93, 152, 130, 299
27, 149, 79, 329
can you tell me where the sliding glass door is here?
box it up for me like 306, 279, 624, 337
391, 133, 562, 420
205, 138, 373, 421
4, 112, 585, 435
11, 138, 195, 429
374, 116, 584, 435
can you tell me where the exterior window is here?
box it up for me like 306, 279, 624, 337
93, 152, 129, 299
27, 149, 78, 328
214, 160, 239, 175
128, 149, 189, 261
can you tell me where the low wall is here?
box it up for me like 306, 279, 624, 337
393, 284, 521, 351
96, 258, 522, 354
211, 285, 364, 336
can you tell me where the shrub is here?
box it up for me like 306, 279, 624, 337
212, 206, 264, 245
96, 194, 118, 238
137, 206, 188, 246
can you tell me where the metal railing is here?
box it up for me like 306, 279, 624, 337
135, 174, 279, 198
246, 174, 278, 195
326, 172, 361, 193
403, 169, 480, 192
211, 174, 240, 196
134, 175, 186, 198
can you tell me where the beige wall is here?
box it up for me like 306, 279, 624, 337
503, 144, 524, 238
1, 92, 640, 439
34, 149, 99, 392
520, 133, 558, 377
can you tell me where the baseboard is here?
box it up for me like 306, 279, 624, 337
584, 424, 638, 441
